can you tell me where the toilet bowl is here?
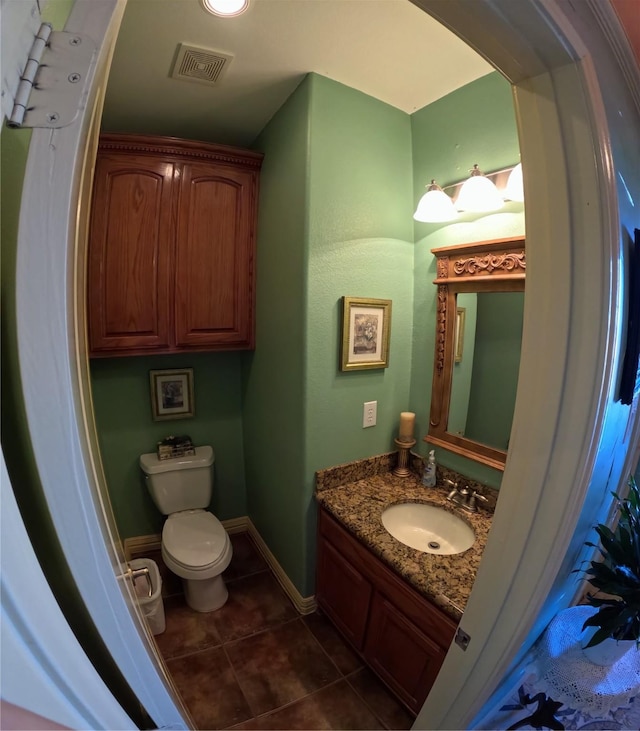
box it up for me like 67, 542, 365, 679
140, 445, 233, 612
161, 509, 232, 612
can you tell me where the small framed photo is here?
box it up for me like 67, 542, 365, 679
341, 297, 392, 371
149, 368, 195, 421
455, 307, 466, 363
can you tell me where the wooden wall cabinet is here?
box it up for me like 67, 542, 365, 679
87, 134, 263, 357
316, 506, 457, 715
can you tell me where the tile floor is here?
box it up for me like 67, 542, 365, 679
133, 533, 415, 730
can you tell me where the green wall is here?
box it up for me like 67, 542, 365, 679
1, 126, 33, 484
91, 352, 247, 539
409, 73, 524, 488
443, 291, 524, 450
465, 292, 524, 449
244, 74, 413, 595
305, 75, 414, 470
448, 293, 478, 436
303, 75, 414, 594
411, 73, 519, 200
242, 76, 310, 592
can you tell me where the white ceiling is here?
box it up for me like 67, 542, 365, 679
102, 0, 493, 147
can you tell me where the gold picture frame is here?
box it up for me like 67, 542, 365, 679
340, 297, 392, 371
149, 368, 195, 421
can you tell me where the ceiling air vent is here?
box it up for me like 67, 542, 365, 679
170, 43, 233, 86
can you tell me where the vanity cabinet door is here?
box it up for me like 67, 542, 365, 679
364, 592, 446, 713
316, 535, 372, 650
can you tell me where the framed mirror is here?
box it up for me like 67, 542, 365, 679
426, 237, 526, 470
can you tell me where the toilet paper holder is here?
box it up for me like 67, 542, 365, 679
120, 564, 153, 598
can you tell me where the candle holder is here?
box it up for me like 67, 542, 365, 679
393, 437, 416, 477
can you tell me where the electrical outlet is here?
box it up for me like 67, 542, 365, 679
363, 401, 377, 428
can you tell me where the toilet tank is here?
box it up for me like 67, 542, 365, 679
139, 445, 214, 515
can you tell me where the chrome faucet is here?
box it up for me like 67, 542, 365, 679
445, 480, 488, 513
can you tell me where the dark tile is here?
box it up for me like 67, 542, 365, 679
230, 679, 384, 730
214, 570, 297, 642
158, 561, 183, 598
303, 612, 364, 676
166, 646, 252, 730
154, 595, 222, 660
225, 618, 341, 717
347, 667, 415, 731
224, 532, 268, 581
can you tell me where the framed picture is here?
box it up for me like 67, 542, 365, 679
455, 307, 466, 363
149, 368, 195, 421
341, 297, 392, 371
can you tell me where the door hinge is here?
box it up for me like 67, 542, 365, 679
8, 23, 96, 129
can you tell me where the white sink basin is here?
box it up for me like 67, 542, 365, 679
381, 502, 475, 555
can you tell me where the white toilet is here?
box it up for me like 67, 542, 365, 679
140, 445, 233, 612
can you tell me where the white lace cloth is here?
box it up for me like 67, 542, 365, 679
534, 605, 640, 715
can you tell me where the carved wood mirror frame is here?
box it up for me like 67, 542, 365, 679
425, 236, 526, 470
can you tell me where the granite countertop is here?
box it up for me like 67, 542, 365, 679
315, 453, 494, 622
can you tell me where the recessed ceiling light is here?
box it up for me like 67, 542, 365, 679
200, 0, 250, 17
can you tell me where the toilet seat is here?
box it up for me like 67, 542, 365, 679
162, 510, 230, 573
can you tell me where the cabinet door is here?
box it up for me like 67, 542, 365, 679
364, 593, 447, 714
88, 154, 174, 354
316, 537, 372, 651
174, 162, 258, 349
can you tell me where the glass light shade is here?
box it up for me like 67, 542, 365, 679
504, 163, 524, 202
201, 0, 249, 17
413, 181, 458, 223
456, 165, 503, 213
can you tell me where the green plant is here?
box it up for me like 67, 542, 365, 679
574, 473, 640, 648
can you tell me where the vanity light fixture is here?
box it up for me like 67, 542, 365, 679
414, 163, 524, 223
504, 162, 524, 202
455, 164, 504, 213
200, 0, 250, 17
413, 180, 458, 223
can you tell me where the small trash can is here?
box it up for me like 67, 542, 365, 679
129, 558, 165, 635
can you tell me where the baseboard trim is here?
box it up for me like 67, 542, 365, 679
245, 518, 317, 616
221, 516, 250, 535
123, 518, 248, 559
123, 517, 316, 615
124, 534, 161, 558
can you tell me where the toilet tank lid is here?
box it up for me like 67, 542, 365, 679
140, 445, 214, 475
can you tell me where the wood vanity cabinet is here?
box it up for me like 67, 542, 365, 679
87, 134, 263, 357
316, 522, 374, 650
316, 506, 457, 714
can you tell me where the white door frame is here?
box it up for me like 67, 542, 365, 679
13, 0, 639, 729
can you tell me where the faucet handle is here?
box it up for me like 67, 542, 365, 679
468, 490, 488, 512
444, 478, 458, 496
